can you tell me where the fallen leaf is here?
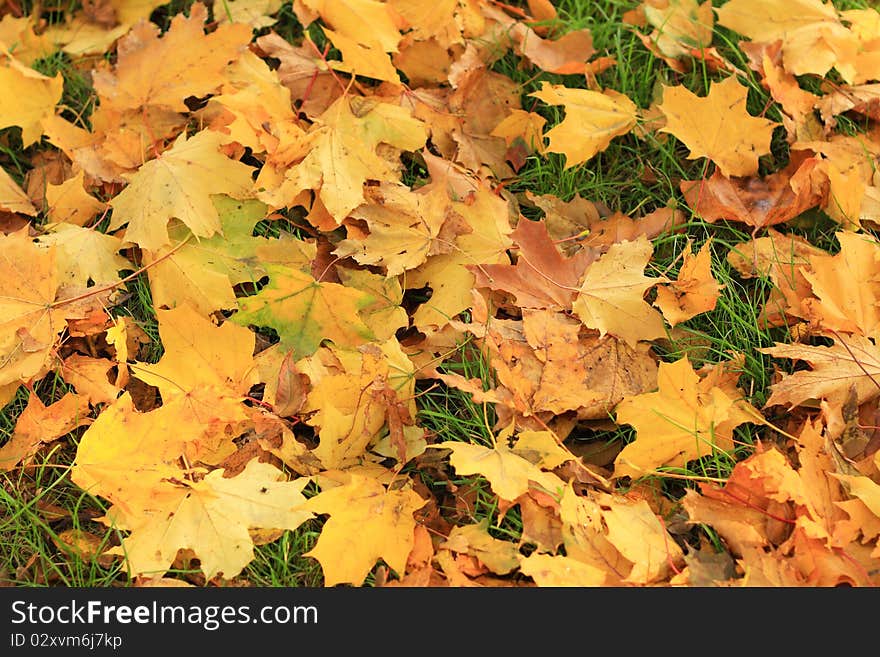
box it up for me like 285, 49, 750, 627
654, 239, 722, 325
441, 520, 521, 575
529, 82, 638, 168
572, 235, 668, 346
43, 171, 106, 226
110, 459, 313, 580
761, 334, 880, 410
144, 196, 315, 316
258, 96, 427, 225
232, 264, 375, 359
36, 223, 132, 288
715, 0, 856, 81
131, 303, 259, 400
0, 166, 36, 216
613, 357, 764, 479
642, 0, 714, 61
91, 3, 251, 113
471, 217, 597, 310
658, 76, 779, 177
519, 553, 607, 586
303, 474, 425, 586
681, 154, 827, 229
0, 229, 64, 388
0, 392, 91, 471
432, 437, 565, 503
0, 54, 63, 147
801, 231, 880, 340
108, 130, 256, 250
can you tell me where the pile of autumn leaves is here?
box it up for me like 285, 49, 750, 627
0, 0, 879, 586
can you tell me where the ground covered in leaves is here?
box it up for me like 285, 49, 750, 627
1, 0, 880, 587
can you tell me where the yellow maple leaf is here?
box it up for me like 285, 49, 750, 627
111, 459, 313, 580
529, 82, 638, 168
572, 235, 668, 346
258, 96, 427, 224
132, 303, 259, 400
597, 491, 685, 584
519, 553, 608, 586
440, 520, 521, 575
43, 170, 106, 226
490, 109, 547, 154
643, 0, 714, 60
108, 130, 256, 250
715, 0, 855, 80
297, 339, 418, 469
658, 76, 778, 177
0, 54, 62, 147
0, 230, 64, 388
71, 394, 203, 512
321, 27, 401, 83
71, 387, 254, 519
0, 15, 55, 65
43, 0, 168, 57
406, 185, 513, 330
209, 51, 310, 161
801, 231, 880, 339
761, 334, 880, 410
91, 2, 251, 112
333, 183, 452, 276
654, 239, 723, 326
36, 223, 132, 288
214, 0, 284, 28
0, 392, 91, 472
0, 165, 36, 215
389, 0, 462, 49
613, 357, 763, 479
304, 474, 426, 586
433, 437, 565, 503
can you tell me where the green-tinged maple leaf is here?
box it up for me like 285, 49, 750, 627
336, 268, 408, 341
232, 264, 375, 359
108, 130, 256, 251
144, 196, 315, 315
303, 474, 425, 586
